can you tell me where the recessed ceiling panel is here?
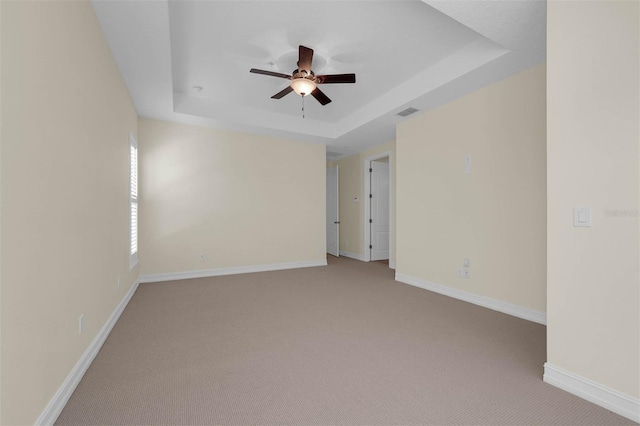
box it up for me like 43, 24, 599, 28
168, 1, 484, 124
91, 0, 545, 152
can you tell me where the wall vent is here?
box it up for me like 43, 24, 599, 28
396, 107, 419, 117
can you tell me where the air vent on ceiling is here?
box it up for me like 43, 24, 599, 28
396, 107, 419, 117
326, 151, 342, 158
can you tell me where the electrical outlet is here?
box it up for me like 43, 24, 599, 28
199, 253, 205, 261
463, 270, 470, 279
79, 314, 85, 335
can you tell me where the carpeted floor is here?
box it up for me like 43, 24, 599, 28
56, 256, 633, 425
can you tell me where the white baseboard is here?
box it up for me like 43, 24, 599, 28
140, 259, 327, 283
338, 251, 396, 270
544, 363, 640, 423
35, 278, 140, 426
339, 250, 366, 262
394, 272, 546, 325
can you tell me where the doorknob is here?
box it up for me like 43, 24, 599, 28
334, 221, 340, 224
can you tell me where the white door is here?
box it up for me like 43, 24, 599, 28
370, 161, 389, 261
326, 166, 339, 257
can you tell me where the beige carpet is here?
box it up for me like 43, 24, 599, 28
56, 256, 633, 425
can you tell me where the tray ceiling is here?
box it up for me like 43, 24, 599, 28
92, 0, 546, 158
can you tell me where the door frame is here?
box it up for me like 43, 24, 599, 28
363, 151, 393, 266
326, 165, 339, 257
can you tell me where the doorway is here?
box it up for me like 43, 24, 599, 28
370, 159, 390, 261
326, 166, 339, 257
364, 153, 392, 263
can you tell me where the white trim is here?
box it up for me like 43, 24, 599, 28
340, 250, 396, 270
326, 165, 340, 257
36, 278, 140, 426
543, 363, 640, 423
140, 259, 327, 283
336, 165, 340, 257
339, 250, 366, 262
129, 257, 139, 271
364, 151, 393, 263
395, 272, 546, 325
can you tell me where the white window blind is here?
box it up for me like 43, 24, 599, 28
130, 134, 138, 269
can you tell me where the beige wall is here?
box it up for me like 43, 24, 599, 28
547, 0, 639, 398
328, 141, 396, 266
0, 2, 4, 421
139, 119, 326, 275
0, 4, 4, 424
0, 1, 139, 425
396, 64, 547, 313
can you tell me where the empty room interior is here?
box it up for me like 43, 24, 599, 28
1, 1, 639, 425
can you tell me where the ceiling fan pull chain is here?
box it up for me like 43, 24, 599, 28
302, 95, 305, 119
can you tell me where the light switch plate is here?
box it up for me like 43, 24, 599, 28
574, 206, 592, 227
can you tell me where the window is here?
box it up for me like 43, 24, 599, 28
129, 133, 138, 269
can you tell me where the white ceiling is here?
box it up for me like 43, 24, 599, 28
92, 0, 546, 159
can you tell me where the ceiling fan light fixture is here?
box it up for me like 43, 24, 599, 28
290, 78, 316, 96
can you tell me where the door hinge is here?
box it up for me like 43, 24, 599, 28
369, 168, 372, 173
369, 219, 373, 223
369, 245, 373, 249
369, 193, 372, 198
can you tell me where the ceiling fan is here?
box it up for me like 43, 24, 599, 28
250, 45, 356, 106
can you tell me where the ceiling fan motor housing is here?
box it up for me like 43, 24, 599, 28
293, 69, 315, 79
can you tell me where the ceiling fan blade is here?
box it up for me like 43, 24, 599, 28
311, 88, 331, 105
250, 68, 291, 79
271, 86, 294, 99
316, 74, 356, 84
297, 45, 314, 75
